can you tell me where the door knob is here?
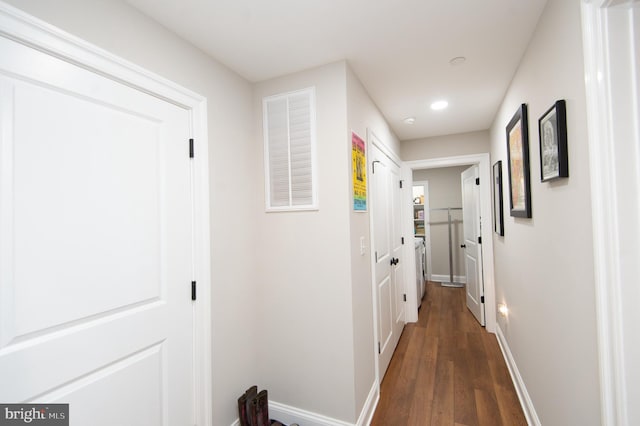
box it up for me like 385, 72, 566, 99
460, 244, 466, 248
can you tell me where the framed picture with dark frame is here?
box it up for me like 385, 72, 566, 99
506, 103, 532, 218
493, 161, 504, 236
539, 99, 569, 181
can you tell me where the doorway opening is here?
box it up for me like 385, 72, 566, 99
402, 153, 496, 333
413, 166, 469, 287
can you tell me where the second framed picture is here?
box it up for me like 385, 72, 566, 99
506, 103, 532, 218
539, 99, 569, 181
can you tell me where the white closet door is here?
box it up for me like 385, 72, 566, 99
0, 34, 194, 426
371, 144, 404, 380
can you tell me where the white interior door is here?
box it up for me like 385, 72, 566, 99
461, 165, 485, 325
0, 35, 195, 425
371, 144, 404, 379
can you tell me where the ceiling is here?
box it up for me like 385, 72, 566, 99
125, 0, 548, 141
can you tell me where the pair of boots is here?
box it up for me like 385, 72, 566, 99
238, 386, 291, 426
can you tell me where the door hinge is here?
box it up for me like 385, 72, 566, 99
375, 251, 378, 262
372, 160, 380, 174
191, 280, 197, 301
378, 342, 381, 354
478, 236, 482, 244
481, 295, 485, 303
399, 180, 404, 189
401, 237, 405, 245
403, 294, 407, 302
475, 177, 480, 185
189, 138, 194, 158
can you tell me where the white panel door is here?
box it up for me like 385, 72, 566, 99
371, 145, 404, 380
0, 35, 194, 425
461, 165, 485, 325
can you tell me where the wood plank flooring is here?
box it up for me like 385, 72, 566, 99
370, 282, 527, 426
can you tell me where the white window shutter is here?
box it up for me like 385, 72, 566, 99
266, 98, 290, 207
263, 88, 317, 211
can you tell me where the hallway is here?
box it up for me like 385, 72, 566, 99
371, 282, 527, 425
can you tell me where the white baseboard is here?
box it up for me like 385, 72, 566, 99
495, 325, 541, 426
356, 381, 379, 426
231, 381, 379, 426
431, 274, 466, 284
269, 401, 353, 426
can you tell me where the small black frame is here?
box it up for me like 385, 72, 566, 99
538, 99, 569, 181
493, 161, 504, 236
506, 103, 532, 218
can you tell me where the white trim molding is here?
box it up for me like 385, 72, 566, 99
495, 326, 541, 426
0, 3, 213, 425
582, 1, 640, 425
269, 402, 354, 426
355, 381, 379, 426
368, 129, 402, 168
402, 153, 497, 333
430, 275, 467, 285
231, 382, 378, 426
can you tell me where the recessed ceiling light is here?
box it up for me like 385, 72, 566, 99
430, 100, 448, 111
449, 56, 467, 66
403, 117, 416, 125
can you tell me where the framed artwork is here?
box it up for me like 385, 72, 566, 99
506, 104, 532, 218
493, 161, 504, 236
539, 100, 569, 181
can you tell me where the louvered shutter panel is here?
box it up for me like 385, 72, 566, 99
264, 88, 316, 210
288, 92, 313, 206
266, 98, 290, 207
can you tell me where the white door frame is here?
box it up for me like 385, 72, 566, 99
582, 1, 640, 425
402, 153, 496, 332
0, 4, 212, 424
412, 180, 431, 281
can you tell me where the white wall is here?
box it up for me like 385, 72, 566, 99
345, 64, 400, 419
401, 130, 490, 161
1, 1, 258, 424
413, 166, 468, 279
253, 62, 357, 422
489, 0, 601, 423
252, 61, 401, 424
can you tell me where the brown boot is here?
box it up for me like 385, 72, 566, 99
248, 392, 259, 426
237, 386, 258, 426
255, 389, 269, 426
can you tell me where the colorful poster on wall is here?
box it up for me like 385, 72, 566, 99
352, 131, 367, 211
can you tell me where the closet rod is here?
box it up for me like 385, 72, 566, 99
429, 207, 463, 288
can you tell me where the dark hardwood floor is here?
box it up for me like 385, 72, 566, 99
370, 282, 527, 426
